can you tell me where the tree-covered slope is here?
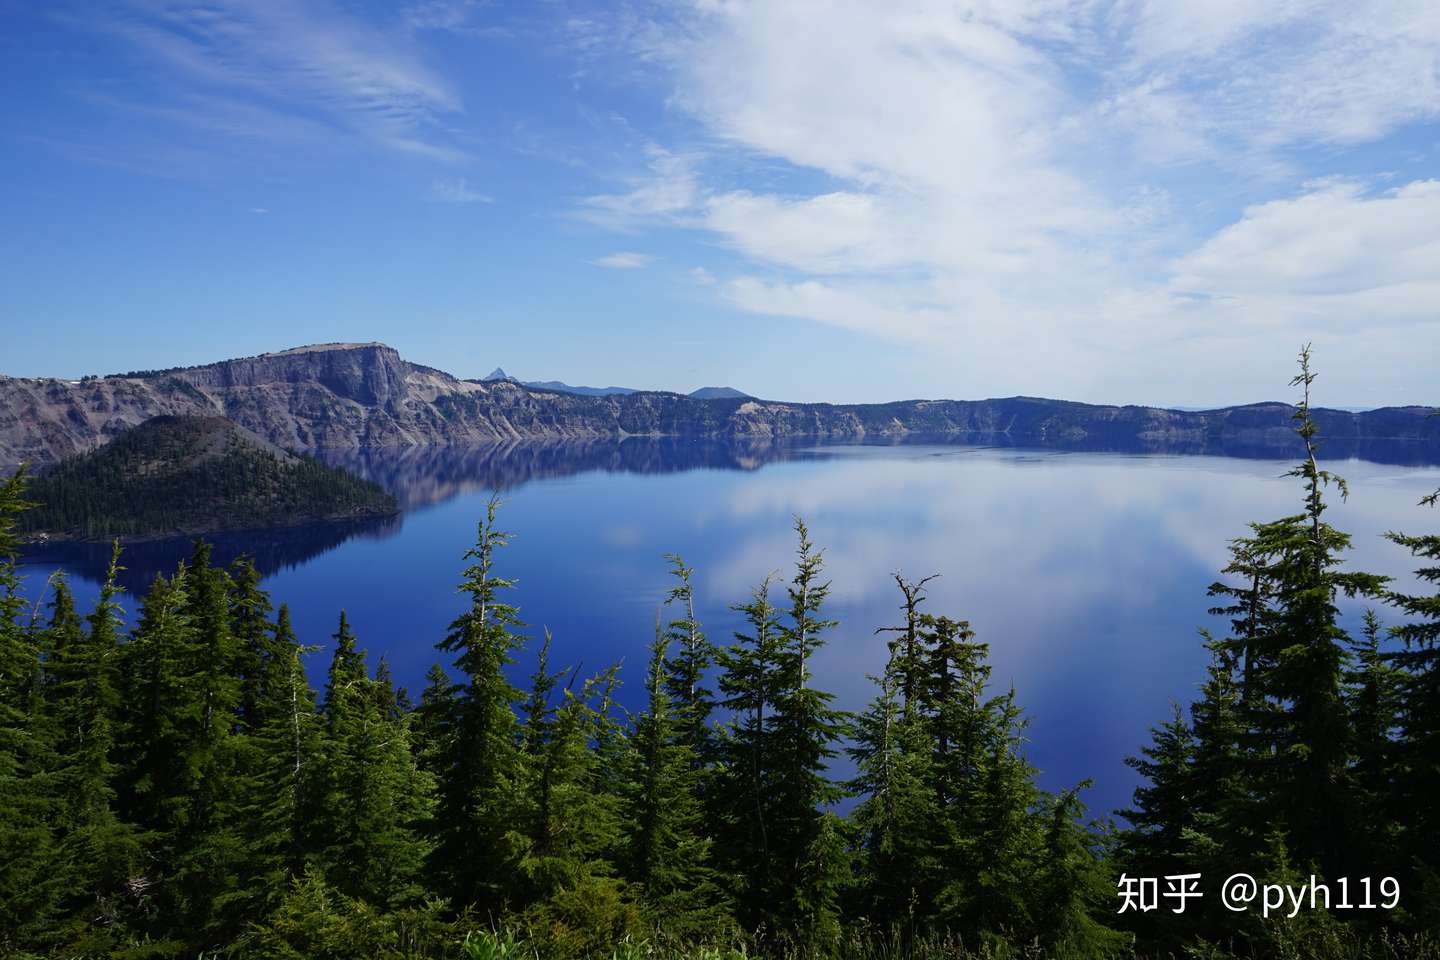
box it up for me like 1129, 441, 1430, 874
18, 414, 397, 540
3, 390, 1440, 958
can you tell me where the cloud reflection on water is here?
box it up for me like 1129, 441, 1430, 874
686, 448, 1439, 813
19, 440, 1440, 819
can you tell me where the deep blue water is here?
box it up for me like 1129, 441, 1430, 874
18, 439, 1440, 820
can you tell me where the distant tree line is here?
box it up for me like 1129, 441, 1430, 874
102, 367, 188, 380
0, 350, 1437, 959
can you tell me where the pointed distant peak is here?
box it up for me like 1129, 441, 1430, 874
483, 366, 512, 381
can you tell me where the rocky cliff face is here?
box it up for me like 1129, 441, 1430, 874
2, 342, 1437, 466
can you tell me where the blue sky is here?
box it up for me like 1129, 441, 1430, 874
2, 0, 1438, 406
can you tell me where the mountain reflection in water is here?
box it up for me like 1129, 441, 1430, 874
16, 435, 1440, 817
22, 433, 1440, 593
22, 515, 404, 596
312, 437, 827, 509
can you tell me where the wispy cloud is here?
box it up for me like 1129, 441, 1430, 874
430, 177, 493, 203
404, 0, 485, 32
590, 251, 654, 269
576, 145, 702, 231
1122, 0, 1440, 147
94, 0, 468, 161
76, 88, 335, 146
570, 0, 1440, 402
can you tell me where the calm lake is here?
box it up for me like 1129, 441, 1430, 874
19, 438, 1440, 819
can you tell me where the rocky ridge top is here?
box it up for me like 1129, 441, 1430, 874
1, 343, 1436, 466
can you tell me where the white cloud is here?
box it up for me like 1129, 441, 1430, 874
703, 191, 913, 275
688, 267, 716, 285
1173, 180, 1440, 297
576, 145, 703, 230
591, 251, 655, 269
574, 3, 1133, 355
1122, 0, 1440, 147
1165, 179, 1440, 335
429, 177, 493, 204
722, 277, 963, 347
571, 0, 1440, 403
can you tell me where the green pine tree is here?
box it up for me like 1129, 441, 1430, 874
429, 496, 528, 911
115, 564, 199, 843
324, 610, 366, 729
174, 542, 252, 941
713, 574, 785, 931
1120, 702, 1196, 874
316, 632, 435, 909
515, 658, 639, 955
766, 518, 850, 948
229, 603, 323, 925
1385, 479, 1440, 921
0, 468, 66, 949
1344, 609, 1404, 879
662, 554, 717, 765
1032, 785, 1128, 955
412, 661, 456, 783
623, 616, 731, 940
521, 628, 559, 759
1187, 638, 1257, 879
231, 556, 278, 733
1121, 639, 1251, 948
846, 578, 942, 929
1250, 347, 1388, 877
44, 548, 144, 949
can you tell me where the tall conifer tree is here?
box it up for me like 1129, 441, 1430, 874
0, 469, 64, 947
46, 548, 142, 942
847, 578, 942, 927
230, 557, 278, 733
768, 518, 850, 947
116, 564, 199, 843
170, 545, 250, 941
624, 619, 730, 939
234, 603, 322, 920
317, 635, 434, 909
413, 661, 456, 782
1251, 347, 1387, 876
713, 575, 784, 929
514, 660, 638, 954
662, 554, 716, 764
430, 496, 527, 911
1343, 610, 1403, 878
1385, 476, 1440, 912
324, 611, 366, 729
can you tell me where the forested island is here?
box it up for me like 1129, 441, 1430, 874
17, 415, 397, 541
1, 353, 1438, 959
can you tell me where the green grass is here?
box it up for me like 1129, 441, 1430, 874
449, 927, 1440, 960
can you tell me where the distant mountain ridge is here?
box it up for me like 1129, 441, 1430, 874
1, 341, 1436, 466
479, 365, 637, 396
480, 368, 748, 400
518, 379, 639, 397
